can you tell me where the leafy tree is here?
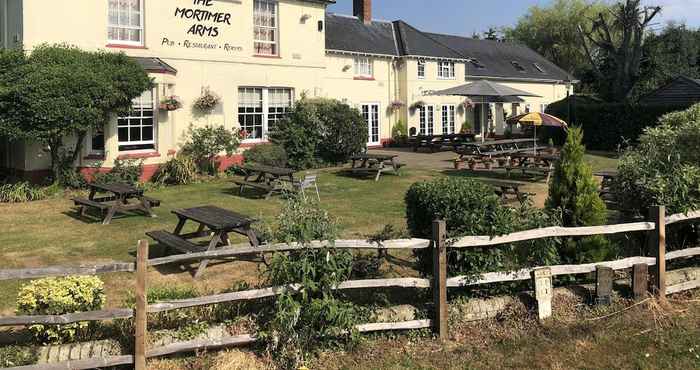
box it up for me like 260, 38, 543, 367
0, 44, 152, 183
505, 0, 610, 91
578, 0, 662, 101
271, 98, 368, 169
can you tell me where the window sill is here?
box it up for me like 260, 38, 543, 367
117, 151, 161, 160
106, 44, 147, 50
253, 54, 281, 59
354, 76, 376, 81
240, 140, 269, 148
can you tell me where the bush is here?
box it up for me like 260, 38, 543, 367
270, 98, 368, 169
405, 178, 561, 277
92, 158, 143, 185
0, 346, 37, 367
242, 143, 288, 167
181, 125, 241, 174
615, 104, 700, 215
546, 97, 689, 151
153, 156, 198, 186
0, 182, 47, 203
16, 276, 105, 344
260, 196, 359, 369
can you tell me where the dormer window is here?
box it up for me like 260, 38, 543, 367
354, 57, 373, 78
511, 61, 526, 73
438, 61, 455, 79
469, 59, 486, 69
533, 63, 546, 74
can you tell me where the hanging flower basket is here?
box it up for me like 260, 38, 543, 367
410, 100, 427, 110
194, 87, 221, 113
159, 96, 182, 111
390, 100, 406, 111
461, 97, 475, 110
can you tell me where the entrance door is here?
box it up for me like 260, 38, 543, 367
362, 103, 380, 145
419, 105, 435, 136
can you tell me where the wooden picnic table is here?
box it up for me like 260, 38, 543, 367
147, 205, 259, 279
483, 180, 533, 202
510, 152, 560, 167
595, 170, 619, 198
72, 182, 160, 225
349, 153, 404, 181
233, 164, 296, 199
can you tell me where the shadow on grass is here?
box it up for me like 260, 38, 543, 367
61, 209, 154, 225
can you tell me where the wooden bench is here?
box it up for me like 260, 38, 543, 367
73, 198, 110, 218
142, 196, 161, 208
146, 230, 207, 254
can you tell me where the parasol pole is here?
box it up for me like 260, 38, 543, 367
533, 124, 537, 155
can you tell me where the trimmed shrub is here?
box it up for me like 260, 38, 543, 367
0, 182, 47, 203
243, 143, 288, 167
546, 97, 689, 151
16, 276, 105, 344
153, 156, 198, 186
270, 98, 368, 169
181, 125, 241, 174
406, 178, 561, 277
261, 196, 359, 369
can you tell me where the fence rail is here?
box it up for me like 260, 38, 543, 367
1, 207, 699, 369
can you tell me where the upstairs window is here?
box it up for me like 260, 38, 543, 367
438, 61, 455, 79
533, 63, 546, 74
354, 57, 373, 78
108, 0, 144, 46
254, 0, 278, 56
417, 59, 425, 79
511, 61, 526, 73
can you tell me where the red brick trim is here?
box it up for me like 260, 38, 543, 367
106, 44, 147, 50
117, 152, 161, 160
353, 76, 376, 81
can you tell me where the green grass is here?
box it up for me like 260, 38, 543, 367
0, 152, 616, 312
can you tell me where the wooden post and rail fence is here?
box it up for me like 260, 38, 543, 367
1, 207, 699, 369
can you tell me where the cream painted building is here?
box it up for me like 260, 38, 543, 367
0, 0, 575, 181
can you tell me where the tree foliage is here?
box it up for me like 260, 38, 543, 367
270, 98, 368, 169
0, 44, 153, 182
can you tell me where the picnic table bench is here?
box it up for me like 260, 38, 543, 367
483, 180, 534, 202
233, 164, 295, 199
409, 134, 476, 152
349, 153, 404, 181
72, 182, 160, 225
147, 205, 259, 279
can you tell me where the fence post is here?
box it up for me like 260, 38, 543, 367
134, 240, 148, 370
532, 267, 553, 320
595, 265, 613, 305
648, 206, 666, 299
432, 220, 448, 341
632, 263, 649, 301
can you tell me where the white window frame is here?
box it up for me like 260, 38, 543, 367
441, 105, 456, 135
419, 105, 435, 136
238, 87, 294, 143
117, 89, 156, 152
361, 103, 381, 145
417, 59, 426, 79
437, 61, 455, 80
540, 103, 548, 113
108, 0, 145, 46
354, 57, 373, 78
254, 0, 279, 56
88, 126, 106, 156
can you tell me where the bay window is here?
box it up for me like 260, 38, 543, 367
438, 61, 455, 79
118, 90, 155, 152
354, 57, 373, 78
238, 87, 293, 140
108, 0, 144, 46
254, 0, 279, 56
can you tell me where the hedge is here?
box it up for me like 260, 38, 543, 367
546, 97, 690, 151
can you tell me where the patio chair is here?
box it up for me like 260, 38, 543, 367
294, 174, 320, 201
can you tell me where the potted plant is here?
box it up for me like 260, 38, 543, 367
460, 120, 473, 134
468, 159, 478, 170
453, 158, 464, 170
194, 87, 221, 113
484, 158, 494, 170
159, 96, 182, 111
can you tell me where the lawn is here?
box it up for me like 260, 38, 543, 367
0, 152, 618, 314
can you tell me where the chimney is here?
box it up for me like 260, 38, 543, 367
353, 0, 372, 24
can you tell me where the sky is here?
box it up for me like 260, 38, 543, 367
327, 0, 700, 37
